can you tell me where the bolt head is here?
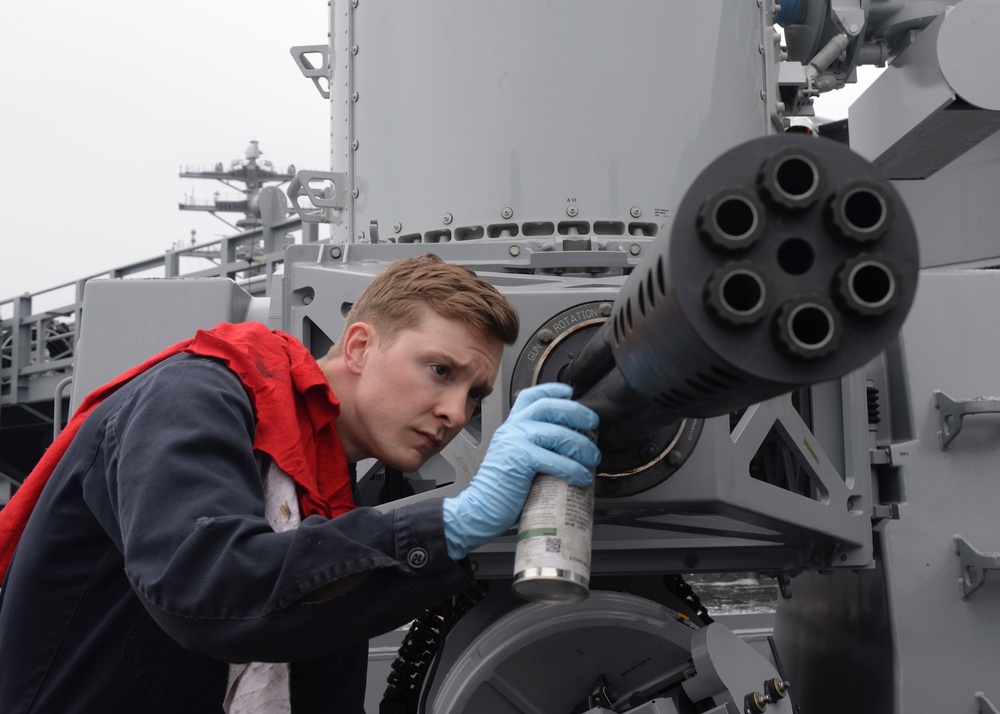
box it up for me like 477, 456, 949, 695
629, 244, 641, 256
630, 205, 642, 218
509, 245, 521, 257
393, 222, 402, 233
352, 188, 360, 198
566, 205, 578, 217
330, 246, 342, 259
443, 213, 453, 225
501, 207, 513, 219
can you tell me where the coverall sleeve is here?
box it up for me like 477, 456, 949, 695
104, 356, 474, 663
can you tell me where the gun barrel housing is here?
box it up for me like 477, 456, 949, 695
572, 134, 919, 424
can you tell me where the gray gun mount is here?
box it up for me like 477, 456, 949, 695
514, 133, 918, 498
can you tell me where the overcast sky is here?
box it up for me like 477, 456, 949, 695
0, 3, 876, 304
0, 1, 330, 302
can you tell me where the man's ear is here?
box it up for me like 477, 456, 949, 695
341, 322, 375, 376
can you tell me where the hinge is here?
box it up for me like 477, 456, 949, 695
934, 390, 1000, 450
954, 534, 1000, 600
289, 45, 331, 99
287, 170, 347, 223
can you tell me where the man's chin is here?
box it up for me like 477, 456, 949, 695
380, 453, 432, 475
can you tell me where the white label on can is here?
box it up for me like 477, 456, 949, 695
514, 474, 594, 579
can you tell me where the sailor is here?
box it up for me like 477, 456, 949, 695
0, 253, 600, 713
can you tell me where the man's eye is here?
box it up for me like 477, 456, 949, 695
469, 389, 486, 404
431, 364, 449, 378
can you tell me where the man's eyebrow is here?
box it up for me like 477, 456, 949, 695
427, 350, 495, 397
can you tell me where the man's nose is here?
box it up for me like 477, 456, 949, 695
437, 389, 470, 428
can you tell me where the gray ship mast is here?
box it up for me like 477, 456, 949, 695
178, 140, 295, 232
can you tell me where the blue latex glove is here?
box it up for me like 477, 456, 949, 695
442, 382, 601, 560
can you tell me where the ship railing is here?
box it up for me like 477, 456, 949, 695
180, 193, 248, 208
0, 214, 319, 412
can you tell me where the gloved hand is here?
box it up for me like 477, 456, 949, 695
442, 382, 601, 560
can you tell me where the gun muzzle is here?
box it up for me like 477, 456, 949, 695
572, 133, 918, 425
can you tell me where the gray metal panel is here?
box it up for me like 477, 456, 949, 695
849, 0, 1000, 179
893, 130, 1000, 268
777, 269, 1000, 714
71, 278, 261, 410
347, 1, 770, 242
881, 269, 1000, 714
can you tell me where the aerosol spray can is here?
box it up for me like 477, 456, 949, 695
512, 438, 597, 604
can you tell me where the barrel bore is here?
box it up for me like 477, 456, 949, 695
850, 262, 893, 306
722, 271, 765, 314
758, 150, 823, 210
697, 188, 765, 251
790, 304, 834, 349
846, 190, 883, 227
774, 297, 842, 359
827, 181, 892, 244
716, 197, 757, 241
704, 263, 768, 326
776, 156, 819, 200
833, 256, 900, 317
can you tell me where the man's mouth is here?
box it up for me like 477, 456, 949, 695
417, 431, 442, 448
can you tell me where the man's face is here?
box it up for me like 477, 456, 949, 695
349, 306, 503, 472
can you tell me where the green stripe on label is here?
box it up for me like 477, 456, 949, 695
518, 528, 558, 541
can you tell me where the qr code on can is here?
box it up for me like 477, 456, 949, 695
545, 538, 561, 553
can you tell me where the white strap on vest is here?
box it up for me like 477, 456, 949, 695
224, 462, 302, 714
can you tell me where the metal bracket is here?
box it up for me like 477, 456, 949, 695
934, 390, 1000, 450
289, 44, 330, 99
286, 170, 347, 223
829, 0, 866, 36
977, 692, 1000, 714
954, 535, 1000, 600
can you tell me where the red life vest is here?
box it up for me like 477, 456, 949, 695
0, 322, 355, 581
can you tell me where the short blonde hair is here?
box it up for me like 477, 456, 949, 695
333, 253, 518, 352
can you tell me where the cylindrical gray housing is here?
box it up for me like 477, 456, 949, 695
596, 134, 918, 420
